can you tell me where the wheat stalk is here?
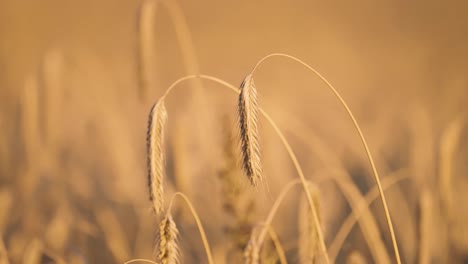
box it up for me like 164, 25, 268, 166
166, 192, 214, 264
418, 189, 431, 264
158, 214, 180, 264
147, 99, 168, 215
439, 117, 464, 220
250, 53, 400, 264
299, 183, 321, 264
238, 74, 262, 186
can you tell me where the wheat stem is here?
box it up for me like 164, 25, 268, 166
167, 192, 214, 264
266, 225, 288, 264
251, 53, 401, 264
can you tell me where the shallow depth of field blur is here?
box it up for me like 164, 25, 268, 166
0, 0, 467, 263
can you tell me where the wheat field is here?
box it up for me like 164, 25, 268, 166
0, 0, 467, 263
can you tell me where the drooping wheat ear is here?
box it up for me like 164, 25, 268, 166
299, 183, 321, 264
158, 214, 180, 264
238, 74, 262, 186
147, 99, 168, 215
137, 0, 158, 102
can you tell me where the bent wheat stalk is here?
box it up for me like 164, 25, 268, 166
159, 74, 329, 262
244, 179, 318, 264
166, 192, 214, 264
250, 53, 401, 264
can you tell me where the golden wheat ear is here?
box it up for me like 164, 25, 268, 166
238, 74, 262, 187
147, 99, 168, 215
158, 214, 180, 264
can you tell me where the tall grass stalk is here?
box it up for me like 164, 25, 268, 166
250, 53, 401, 264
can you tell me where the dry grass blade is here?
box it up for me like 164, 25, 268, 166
238, 74, 262, 186
166, 192, 214, 264
439, 117, 464, 219
158, 215, 180, 264
266, 226, 287, 264
0, 236, 9, 264
329, 169, 390, 264
418, 189, 431, 264
147, 99, 168, 214
298, 183, 320, 264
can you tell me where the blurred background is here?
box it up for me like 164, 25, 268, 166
0, 0, 467, 263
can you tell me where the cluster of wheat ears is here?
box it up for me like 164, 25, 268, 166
1, 0, 465, 263
127, 0, 466, 263
138, 1, 402, 263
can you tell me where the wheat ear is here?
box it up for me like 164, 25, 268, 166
158, 214, 180, 264
238, 74, 262, 186
147, 99, 168, 215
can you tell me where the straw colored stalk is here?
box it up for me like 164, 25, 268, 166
250, 53, 401, 264
418, 189, 432, 264
299, 183, 321, 264
238, 74, 262, 186
147, 99, 168, 215
439, 117, 464, 220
